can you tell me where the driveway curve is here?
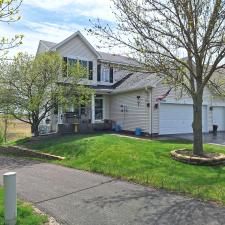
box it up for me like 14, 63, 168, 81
0, 156, 224, 225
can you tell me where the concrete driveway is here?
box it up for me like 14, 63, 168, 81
0, 156, 225, 225
163, 132, 225, 145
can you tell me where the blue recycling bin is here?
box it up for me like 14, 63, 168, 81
135, 128, 142, 136
115, 125, 122, 132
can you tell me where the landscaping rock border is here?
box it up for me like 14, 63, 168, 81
171, 149, 225, 166
0, 146, 65, 160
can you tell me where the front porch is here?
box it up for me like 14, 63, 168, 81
57, 93, 112, 134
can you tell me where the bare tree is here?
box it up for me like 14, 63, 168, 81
89, 0, 225, 156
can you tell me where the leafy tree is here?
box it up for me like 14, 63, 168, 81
0, 52, 93, 136
0, 0, 23, 55
89, 0, 225, 156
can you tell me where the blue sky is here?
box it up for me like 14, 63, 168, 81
2, 0, 115, 56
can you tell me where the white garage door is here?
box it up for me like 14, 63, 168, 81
213, 107, 225, 131
159, 104, 208, 135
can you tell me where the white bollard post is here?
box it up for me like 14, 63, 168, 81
3, 172, 17, 225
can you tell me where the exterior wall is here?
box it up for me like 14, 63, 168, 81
104, 95, 110, 120
97, 62, 132, 86
36, 42, 47, 54
56, 36, 98, 85
109, 89, 151, 133
151, 80, 225, 134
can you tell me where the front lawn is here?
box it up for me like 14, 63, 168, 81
16, 134, 225, 204
0, 188, 47, 225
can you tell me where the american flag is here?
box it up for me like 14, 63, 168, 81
156, 88, 172, 102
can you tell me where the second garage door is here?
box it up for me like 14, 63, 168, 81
213, 107, 225, 131
159, 103, 208, 135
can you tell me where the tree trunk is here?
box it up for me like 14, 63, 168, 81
31, 123, 39, 137
192, 94, 204, 156
3, 116, 8, 143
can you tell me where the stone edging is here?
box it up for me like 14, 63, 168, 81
170, 149, 225, 166
0, 146, 65, 160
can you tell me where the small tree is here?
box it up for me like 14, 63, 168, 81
0, 52, 93, 136
89, 0, 225, 156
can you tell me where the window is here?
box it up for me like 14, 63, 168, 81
95, 96, 103, 120
101, 67, 110, 82
80, 60, 88, 69
62, 57, 93, 80
98, 64, 113, 83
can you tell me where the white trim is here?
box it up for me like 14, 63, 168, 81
91, 94, 95, 124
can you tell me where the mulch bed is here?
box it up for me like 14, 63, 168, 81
0, 146, 65, 161
171, 149, 225, 166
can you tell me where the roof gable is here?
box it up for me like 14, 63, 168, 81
51, 31, 100, 58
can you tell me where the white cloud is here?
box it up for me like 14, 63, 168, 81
23, 0, 115, 22
1, 1, 120, 57
0, 20, 108, 57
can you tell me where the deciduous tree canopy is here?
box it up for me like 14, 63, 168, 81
89, 0, 225, 155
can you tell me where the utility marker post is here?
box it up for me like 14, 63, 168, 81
3, 172, 17, 225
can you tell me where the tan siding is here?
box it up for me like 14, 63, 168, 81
110, 90, 150, 133
104, 95, 110, 119
36, 42, 48, 54
97, 62, 131, 86
57, 36, 98, 84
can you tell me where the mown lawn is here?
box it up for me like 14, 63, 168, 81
16, 133, 225, 204
0, 188, 47, 225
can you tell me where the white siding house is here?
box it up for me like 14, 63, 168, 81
37, 31, 225, 135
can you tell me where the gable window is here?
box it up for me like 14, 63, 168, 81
62, 57, 93, 80
95, 95, 103, 120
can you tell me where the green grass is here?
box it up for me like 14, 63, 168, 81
15, 133, 225, 204
0, 188, 47, 225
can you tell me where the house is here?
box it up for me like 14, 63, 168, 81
36, 31, 225, 135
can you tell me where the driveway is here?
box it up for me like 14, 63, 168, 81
0, 156, 225, 225
163, 132, 225, 145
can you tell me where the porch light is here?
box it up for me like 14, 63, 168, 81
45, 118, 51, 124
209, 106, 213, 111
137, 96, 141, 107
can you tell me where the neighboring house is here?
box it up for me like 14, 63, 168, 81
37, 31, 225, 135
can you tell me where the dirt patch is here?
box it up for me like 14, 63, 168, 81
0, 146, 65, 160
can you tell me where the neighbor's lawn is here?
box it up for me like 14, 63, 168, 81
0, 118, 31, 141
16, 134, 225, 204
0, 188, 47, 225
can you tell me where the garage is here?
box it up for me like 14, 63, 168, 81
159, 103, 208, 135
213, 107, 225, 131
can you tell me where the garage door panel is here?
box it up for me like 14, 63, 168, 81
159, 104, 207, 135
213, 107, 225, 131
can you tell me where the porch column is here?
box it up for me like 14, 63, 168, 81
91, 94, 95, 124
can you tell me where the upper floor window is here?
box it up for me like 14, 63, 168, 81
97, 64, 113, 83
63, 57, 93, 80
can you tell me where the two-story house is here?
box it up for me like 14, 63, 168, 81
37, 31, 225, 135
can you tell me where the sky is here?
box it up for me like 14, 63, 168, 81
2, 0, 116, 56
